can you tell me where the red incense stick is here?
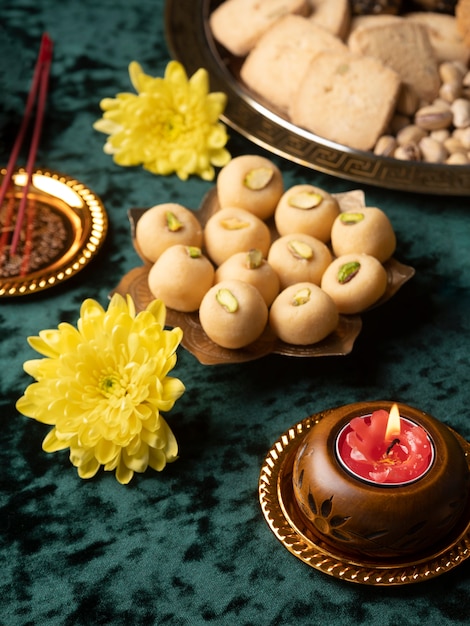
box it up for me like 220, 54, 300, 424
0, 33, 53, 256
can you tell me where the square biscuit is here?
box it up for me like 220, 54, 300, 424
405, 12, 470, 65
307, 0, 351, 40
456, 0, 470, 47
240, 14, 347, 114
348, 20, 440, 103
209, 0, 309, 57
290, 51, 401, 152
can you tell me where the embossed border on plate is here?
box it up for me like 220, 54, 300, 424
0, 168, 108, 297
259, 410, 470, 585
165, 0, 470, 196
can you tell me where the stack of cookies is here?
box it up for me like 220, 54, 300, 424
210, 0, 470, 162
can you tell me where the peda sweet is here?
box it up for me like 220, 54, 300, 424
199, 279, 268, 349
148, 245, 215, 312
267, 233, 332, 290
203, 207, 271, 266
321, 253, 388, 314
216, 155, 284, 220
136, 203, 203, 264
214, 249, 280, 307
330, 206, 396, 263
269, 282, 339, 345
274, 184, 340, 242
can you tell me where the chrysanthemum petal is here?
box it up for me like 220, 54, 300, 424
109, 292, 133, 316
148, 418, 178, 469
161, 377, 186, 404
165, 60, 188, 86
93, 119, 122, 135
148, 448, 167, 472
145, 298, 167, 326
199, 166, 216, 182
77, 424, 103, 448
42, 428, 71, 452
211, 147, 232, 168
188, 67, 209, 96
16, 394, 36, 418
77, 457, 101, 480
94, 439, 119, 465
156, 416, 178, 453
116, 460, 134, 485
129, 61, 144, 92
27, 327, 70, 358
123, 441, 149, 472
206, 93, 228, 118
17, 384, 59, 424
22, 359, 46, 380
103, 141, 117, 155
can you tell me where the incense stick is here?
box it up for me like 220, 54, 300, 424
0, 33, 53, 257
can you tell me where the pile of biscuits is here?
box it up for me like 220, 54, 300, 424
210, 0, 470, 164
136, 155, 397, 350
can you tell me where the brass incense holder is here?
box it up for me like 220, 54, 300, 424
259, 402, 470, 585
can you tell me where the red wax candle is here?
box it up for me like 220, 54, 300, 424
336, 405, 434, 485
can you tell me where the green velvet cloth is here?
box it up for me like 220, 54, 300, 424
1, 1, 470, 624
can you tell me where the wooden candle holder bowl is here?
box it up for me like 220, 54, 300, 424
292, 401, 470, 559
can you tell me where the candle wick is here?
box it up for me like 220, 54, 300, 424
386, 438, 400, 455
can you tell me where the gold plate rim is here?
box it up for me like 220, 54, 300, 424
165, 0, 470, 196
259, 410, 470, 586
0, 168, 108, 297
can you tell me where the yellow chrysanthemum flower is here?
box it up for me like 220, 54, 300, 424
93, 60, 231, 181
16, 294, 185, 485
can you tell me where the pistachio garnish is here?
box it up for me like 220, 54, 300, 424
165, 211, 183, 232
287, 239, 313, 260
337, 261, 360, 284
220, 217, 250, 230
292, 287, 311, 306
246, 248, 263, 269
288, 191, 323, 210
243, 167, 274, 190
339, 212, 365, 225
187, 246, 202, 259
336, 63, 350, 76
216, 288, 239, 313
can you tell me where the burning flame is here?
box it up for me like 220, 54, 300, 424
385, 403, 401, 441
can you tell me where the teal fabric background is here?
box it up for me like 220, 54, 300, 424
1, 1, 470, 624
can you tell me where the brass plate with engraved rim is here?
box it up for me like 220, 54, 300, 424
259, 409, 470, 585
0, 168, 108, 297
111, 188, 414, 365
165, 0, 470, 196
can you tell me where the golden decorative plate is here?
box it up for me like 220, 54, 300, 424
165, 0, 470, 196
259, 411, 470, 585
0, 168, 108, 297
111, 188, 414, 365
